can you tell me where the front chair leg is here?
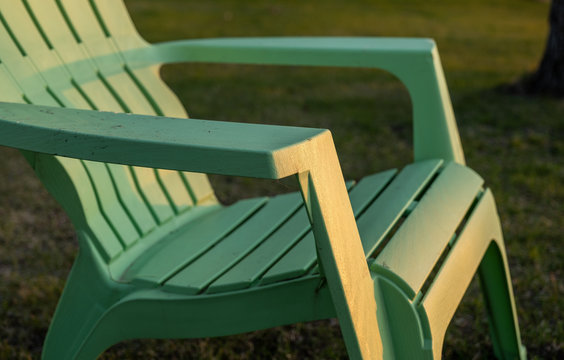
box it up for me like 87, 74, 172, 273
42, 243, 128, 360
297, 131, 384, 359
479, 241, 527, 360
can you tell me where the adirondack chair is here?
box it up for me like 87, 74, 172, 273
0, 1, 526, 359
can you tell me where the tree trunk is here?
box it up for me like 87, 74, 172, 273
522, 0, 564, 96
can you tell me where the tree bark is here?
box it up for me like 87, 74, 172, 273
522, 0, 564, 96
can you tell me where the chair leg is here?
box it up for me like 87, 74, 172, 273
41, 246, 129, 360
372, 269, 433, 360
478, 240, 527, 360
418, 189, 526, 359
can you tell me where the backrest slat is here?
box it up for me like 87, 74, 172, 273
0, 2, 91, 109
0, 23, 59, 106
26, 0, 124, 111
90, 0, 217, 205
0, 0, 219, 264
107, 163, 158, 236
156, 169, 194, 214
0, 1, 130, 258
56, 0, 202, 218
36, 155, 124, 262
89, 0, 147, 52
82, 160, 141, 249
0, 65, 24, 103
124, 64, 217, 205
131, 167, 175, 225
57, 0, 155, 115
22, 0, 174, 250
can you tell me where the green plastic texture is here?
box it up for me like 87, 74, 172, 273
0, 0, 525, 359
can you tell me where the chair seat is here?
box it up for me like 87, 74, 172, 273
118, 158, 481, 298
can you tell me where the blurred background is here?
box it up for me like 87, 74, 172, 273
0, 0, 562, 358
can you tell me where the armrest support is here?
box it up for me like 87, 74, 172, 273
0, 102, 324, 179
128, 37, 465, 164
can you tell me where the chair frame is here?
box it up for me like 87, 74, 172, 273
0, 1, 526, 359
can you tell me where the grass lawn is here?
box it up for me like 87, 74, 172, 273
0, 0, 562, 358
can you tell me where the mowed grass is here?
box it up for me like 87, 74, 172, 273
0, 0, 562, 358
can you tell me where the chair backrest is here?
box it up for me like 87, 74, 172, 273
0, 0, 217, 264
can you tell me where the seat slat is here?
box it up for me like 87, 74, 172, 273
163, 192, 304, 294
260, 160, 442, 285
122, 197, 268, 283
374, 162, 484, 293
206, 207, 310, 293
357, 159, 443, 256
259, 169, 398, 286
206, 180, 361, 293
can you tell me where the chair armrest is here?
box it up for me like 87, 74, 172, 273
0, 101, 325, 179
127, 37, 465, 165
0, 100, 383, 357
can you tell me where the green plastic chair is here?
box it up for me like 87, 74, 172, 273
0, 1, 526, 359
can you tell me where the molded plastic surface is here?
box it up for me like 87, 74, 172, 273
0, 1, 525, 359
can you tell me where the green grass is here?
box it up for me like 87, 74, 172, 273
0, 0, 562, 358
